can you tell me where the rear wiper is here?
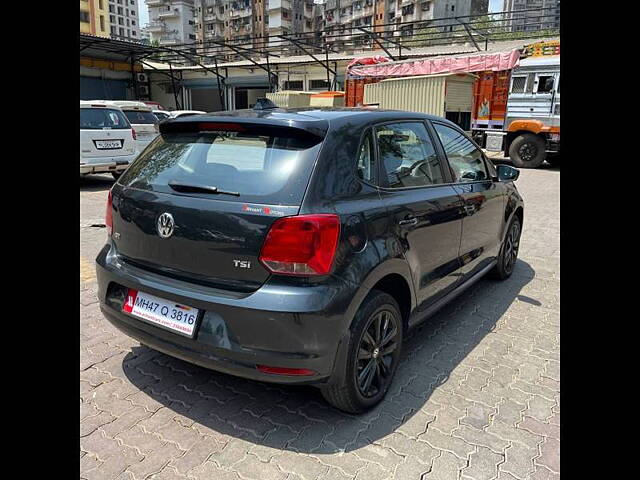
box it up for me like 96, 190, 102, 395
168, 181, 240, 197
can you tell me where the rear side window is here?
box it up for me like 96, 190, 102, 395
123, 110, 158, 124
375, 122, 444, 188
80, 108, 130, 130
119, 125, 323, 205
356, 130, 376, 184
433, 123, 488, 182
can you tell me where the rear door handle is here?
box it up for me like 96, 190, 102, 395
398, 217, 418, 226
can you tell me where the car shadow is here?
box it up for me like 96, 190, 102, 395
80, 174, 115, 192
121, 259, 536, 454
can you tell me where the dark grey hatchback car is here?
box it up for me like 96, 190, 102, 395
96, 107, 524, 413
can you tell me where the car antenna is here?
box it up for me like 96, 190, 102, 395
253, 98, 278, 110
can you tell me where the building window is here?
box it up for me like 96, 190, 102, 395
110, 15, 115, 23
310, 79, 330, 90
118, 18, 123, 25
283, 80, 304, 90
131, 9, 136, 16
98, 0, 103, 9
132, 30, 136, 36
117, 6, 123, 14
111, 26, 116, 34
80, 11, 90, 23
126, 19, 130, 26
119, 27, 125, 36
100, 15, 105, 31
132, 20, 136, 25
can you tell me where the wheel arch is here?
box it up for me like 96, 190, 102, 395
505, 129, 546, 153
343, 259, 416, 333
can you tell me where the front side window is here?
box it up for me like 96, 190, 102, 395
433, 123, 488, 182
375, 122, 444, 188
536, 75, 555, 93
356, 130, 376, 183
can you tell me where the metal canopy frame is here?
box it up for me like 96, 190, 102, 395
80, 6, 558, 106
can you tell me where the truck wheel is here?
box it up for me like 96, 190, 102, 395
509, 134, 546, 169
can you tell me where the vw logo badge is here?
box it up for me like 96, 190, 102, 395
157, 212, 175, 238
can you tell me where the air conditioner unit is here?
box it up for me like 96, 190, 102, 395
137, 73, 149, 83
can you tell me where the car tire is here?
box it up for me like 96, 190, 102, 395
111, 172, 123, 180
490, 216, 522, 280
509, 133, 546, 169
321, 290, 403, 413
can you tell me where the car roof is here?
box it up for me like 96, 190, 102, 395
101, 100, 153, 112
167, 107, 456, 135
80, 100, 125, 110
194, 106, 446, 122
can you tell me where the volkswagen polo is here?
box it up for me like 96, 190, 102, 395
96, 107, 524, 413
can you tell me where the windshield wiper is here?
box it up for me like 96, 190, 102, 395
168, 181, 240, 197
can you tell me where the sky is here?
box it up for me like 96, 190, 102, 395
137, 0, 503, 30
139, 1, 149, 29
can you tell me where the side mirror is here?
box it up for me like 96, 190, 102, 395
496, 164, 520, 182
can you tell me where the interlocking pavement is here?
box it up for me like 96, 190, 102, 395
80, 165, 559, 480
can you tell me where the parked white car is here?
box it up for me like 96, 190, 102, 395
153, 110, 171, 121
169, 110, 206, 118
107, 101, 160, 153
80, 101, 137, 179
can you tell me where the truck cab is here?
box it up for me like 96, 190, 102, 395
503, 55, 560, 168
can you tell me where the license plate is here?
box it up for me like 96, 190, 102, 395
122, 289, 199, 337
95, 140, 123, 149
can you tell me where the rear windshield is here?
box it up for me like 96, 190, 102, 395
123, 110, 158, 124
80, 108, 130, 130
119, 127, 323, 205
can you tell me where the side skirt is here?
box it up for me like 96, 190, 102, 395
407, 259, 497, 330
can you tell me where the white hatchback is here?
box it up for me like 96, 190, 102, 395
107, 101, 160, 153
80, 101, 138, 178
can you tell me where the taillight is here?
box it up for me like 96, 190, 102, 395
259, 214, 340, 276
105, 190, 113, 237
131, 129, 137, 140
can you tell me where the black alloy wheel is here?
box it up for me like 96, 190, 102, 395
503, 218, 521, 276
355, 309, 400, 398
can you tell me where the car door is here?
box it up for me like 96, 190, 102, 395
374, 120, 466, 317
432, 121, 506, 279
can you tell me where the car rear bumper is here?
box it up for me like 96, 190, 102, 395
95, 243, 352, 385
80, 153, 138, 175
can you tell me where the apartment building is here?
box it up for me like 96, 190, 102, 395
503, 0, 560, 32
317, 0, 488, 51
108, 0, 141, 40
146, 0, 197, 46
81, 0, 111, 37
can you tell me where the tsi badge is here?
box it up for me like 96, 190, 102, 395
233, 260, 251, 269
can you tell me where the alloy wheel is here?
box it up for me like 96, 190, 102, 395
355, 309, 400, 398
504, 221, 521, 274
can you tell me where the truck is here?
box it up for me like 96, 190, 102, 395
471, 42, 560, 168
346, 40, 560, 169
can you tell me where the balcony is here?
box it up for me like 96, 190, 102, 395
146, 21, 167, 32
158, 8, 180, 19
269, 0, 291, 11
159, 35, 180, 44
145, 0, 166, 6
